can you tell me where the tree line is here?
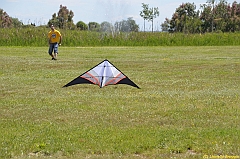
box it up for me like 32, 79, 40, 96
48, 5, 140, 32
1, 0, 240, 33
0, 5, 139, 33
162, 0, 240, 33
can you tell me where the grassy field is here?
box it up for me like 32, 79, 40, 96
0, 46, 239, 159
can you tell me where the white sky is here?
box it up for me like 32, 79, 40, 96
0, 0, 237, 31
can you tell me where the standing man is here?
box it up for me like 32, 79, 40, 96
48, 24, 62, 60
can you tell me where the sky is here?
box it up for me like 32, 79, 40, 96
0, 0, 237, 31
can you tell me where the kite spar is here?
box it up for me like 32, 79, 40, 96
63, 59, 140, 89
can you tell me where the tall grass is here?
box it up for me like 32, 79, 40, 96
0, 28, 240, 46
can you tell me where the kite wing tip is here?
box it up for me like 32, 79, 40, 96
62, 84, 69, 88
135, 85, 140, 89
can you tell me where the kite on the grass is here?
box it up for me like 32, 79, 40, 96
63, 59, 140, 89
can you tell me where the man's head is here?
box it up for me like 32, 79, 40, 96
50, 24, 55, 31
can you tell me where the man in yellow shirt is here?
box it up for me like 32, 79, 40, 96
48, 24, 62, 60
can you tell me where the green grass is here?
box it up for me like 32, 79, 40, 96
0, 46, 239, 159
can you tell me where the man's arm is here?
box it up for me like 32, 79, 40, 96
59, 35, 62, 45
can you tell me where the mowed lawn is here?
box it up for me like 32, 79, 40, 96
0, 46, 239, 159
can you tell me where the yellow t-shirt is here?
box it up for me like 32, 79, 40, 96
48, 29, 61, 43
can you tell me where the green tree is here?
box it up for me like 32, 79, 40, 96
140, 3, 150, 32
88, 22, 100, 31
76, 21, 88, 30
200, 4, 212, 32
161, 18, 170, 32
100, 21, 112, 32
169, 3, 199, 33
48, 13, 58, 27
114, 17, 139, 32
48, 5, 75, 29
214, 0, 228, 32
227, 1, 240, 32
148, 6, 159, 32
0, 8, 12, 28
126, 17, 139, 32
208, 0, 216, 32
140, 3, 159, 32
114, 20, 127, 32
58, 5, 74, 29
11, 17, 22, 28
